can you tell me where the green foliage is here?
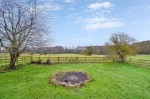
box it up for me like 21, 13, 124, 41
81, 47, 93, 56
106, 33, 137, 62
133, 40, 150, 54
0, 63, 150, 99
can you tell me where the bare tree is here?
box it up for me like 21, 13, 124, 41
0, 0, 50, 69
106, 33, 136, 62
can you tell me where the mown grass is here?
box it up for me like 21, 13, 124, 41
0, 63, 150, 99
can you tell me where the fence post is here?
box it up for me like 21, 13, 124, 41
22, 56, 24, 63
58, 57, 59, 63
5, 57, 6, 63
24, 57, 26, 64
94, 57, 95, 63
103, 57, 105, 63
76, 57, 78, 63
30, 56, 33, 62
66, 57, 67, 63
16, 57, 18, 64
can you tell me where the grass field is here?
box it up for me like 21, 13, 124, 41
0, 63, 150, 99
127, 55, 150, 67
129, 55, 150, 60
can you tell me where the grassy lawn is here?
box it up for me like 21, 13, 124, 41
0, 63, 150, 99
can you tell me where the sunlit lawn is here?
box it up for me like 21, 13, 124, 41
0, 63, 150, 99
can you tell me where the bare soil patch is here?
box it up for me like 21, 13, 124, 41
50, 71, 90, 87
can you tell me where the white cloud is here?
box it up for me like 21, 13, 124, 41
88, 2, 112, 10
37, 4, 62, 11
128, 6, 150, 14
64, 0, 75, 3
84, 17, 123, 30
64, 1, 122, 31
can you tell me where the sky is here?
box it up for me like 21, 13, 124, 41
39, 0, 150, 47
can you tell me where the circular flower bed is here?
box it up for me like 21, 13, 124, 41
50, 71, 90, 87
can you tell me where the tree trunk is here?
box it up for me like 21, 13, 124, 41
9, 53, 18, 69
119, 54, 125, 62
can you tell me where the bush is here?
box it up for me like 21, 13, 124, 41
30, 59, 53, 65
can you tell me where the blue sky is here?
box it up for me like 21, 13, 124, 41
39, 0, 150, 47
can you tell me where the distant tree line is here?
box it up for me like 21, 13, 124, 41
1, 40, 150, 55
133, 40, 150, 54
28, 46, 82, 54
27, 41, 150, 56
27, 46, 97, 55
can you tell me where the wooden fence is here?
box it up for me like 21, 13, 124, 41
0, 56, 106, 64
127, 58, 150, 68
0, 56, 31, 65
1, 56, 149, 68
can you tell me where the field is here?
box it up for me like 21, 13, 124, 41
127, 55, 150, 68
0, 54, 150, 98
129, 55, 150, 60
0, 63, 150, 99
